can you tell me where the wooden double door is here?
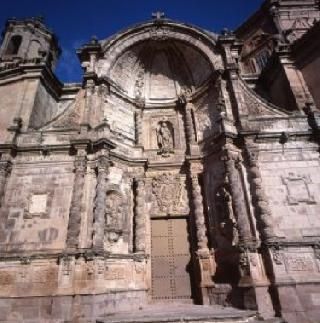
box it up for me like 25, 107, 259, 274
151, 217, 194, 302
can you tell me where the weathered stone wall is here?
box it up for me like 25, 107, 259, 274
0, 158, 74, 251
259, 142, 320, 238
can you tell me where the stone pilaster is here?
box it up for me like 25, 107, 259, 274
134, 178, 146, 253
0, 160, 11, 207
245, 143, 276, 240
92, 155, 109, 251
222, 148, 253, 243
66, 152, 87, 249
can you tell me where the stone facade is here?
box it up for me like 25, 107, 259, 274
0, 2, 319, 322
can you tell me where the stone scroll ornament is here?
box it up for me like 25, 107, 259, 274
156, 121, 174, 157
66, 155, 87, 249
245, 145, 276, 240
0, 161, 11, 208
92, 156, 109, 250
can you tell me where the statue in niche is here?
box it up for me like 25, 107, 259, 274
105, 191, 123, 242
156, 121, 174, 157
215, 185, 239, 246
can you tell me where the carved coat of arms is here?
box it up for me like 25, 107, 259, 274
151, 173, 189, 215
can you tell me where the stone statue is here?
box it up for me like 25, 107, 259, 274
157, 121, 174, 155
215, 185, 239, 246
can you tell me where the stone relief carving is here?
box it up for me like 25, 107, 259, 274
151, 173, 189, 216
284, 254, 315, 272
282, 172, 315, 205
156, 121, 174, 157
149, 26, 170, 41
215, 185, 239, 246
105, 190, 124, 242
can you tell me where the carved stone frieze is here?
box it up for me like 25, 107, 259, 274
151, 173, 189, 216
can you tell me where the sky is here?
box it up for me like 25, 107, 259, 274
0, 0, 264, 82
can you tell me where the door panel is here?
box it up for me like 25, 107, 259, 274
151, 218, 193, 302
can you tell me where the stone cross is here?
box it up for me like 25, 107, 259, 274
152, 11, 165, 20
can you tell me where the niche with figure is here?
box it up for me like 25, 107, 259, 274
156, 120, 174, 156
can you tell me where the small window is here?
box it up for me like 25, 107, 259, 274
255, 50, 270, 72
5, 35, 22, 55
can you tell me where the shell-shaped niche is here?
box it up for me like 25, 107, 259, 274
107, 40, 214, 104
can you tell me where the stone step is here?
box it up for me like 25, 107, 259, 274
96, 304, 282, 323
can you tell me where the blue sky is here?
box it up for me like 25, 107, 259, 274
0, 0, 264, 82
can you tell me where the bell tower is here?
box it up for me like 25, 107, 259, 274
0, 16, 60, 69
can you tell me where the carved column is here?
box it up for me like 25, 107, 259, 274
222, 148, 253, 243
135, 111, 143, 146
92, 155, 109, 251
0, 160, 11, 208
222, 145, 274, 318
66, 152, 87, 249
134, 178, 146, 253
190, 173, 209, 253
189, 163, 215, 304
185, 104, 196, 143
245, 143, 276, 240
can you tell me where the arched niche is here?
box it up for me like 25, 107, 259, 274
5, 34, 22, 56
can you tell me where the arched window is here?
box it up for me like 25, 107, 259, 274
5, 35, 22, 55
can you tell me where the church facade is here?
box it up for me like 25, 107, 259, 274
0, 1, 320, 322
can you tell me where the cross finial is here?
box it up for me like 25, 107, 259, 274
152, 11, 165, 20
